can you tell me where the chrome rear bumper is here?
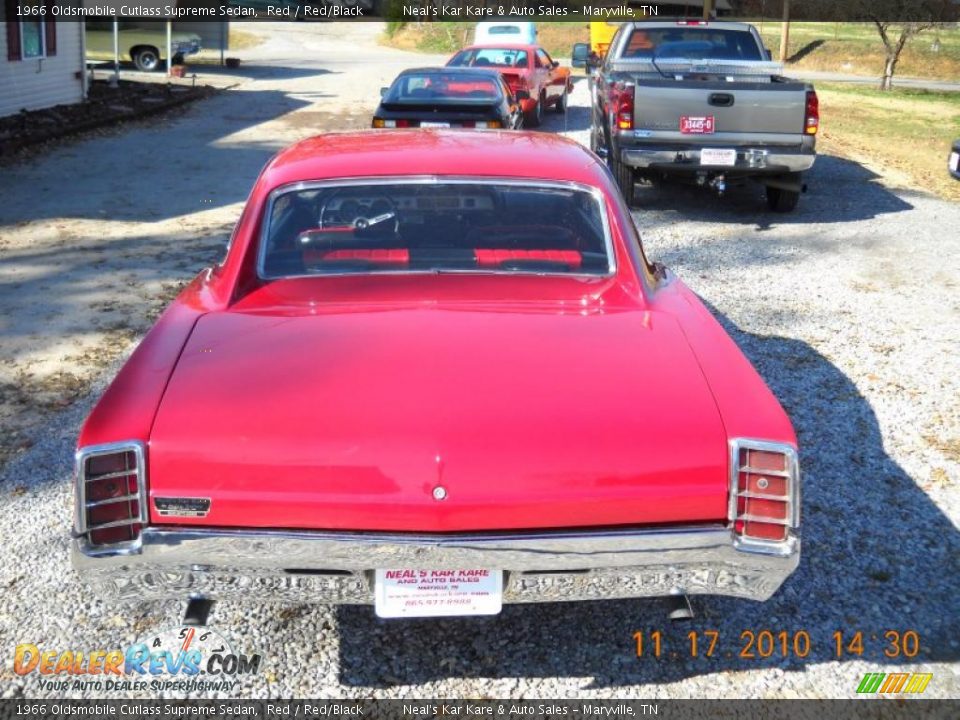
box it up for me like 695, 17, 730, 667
621, 147, 815, 173
72, 525, 799, 605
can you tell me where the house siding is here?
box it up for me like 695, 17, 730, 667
0, 22, 84, 118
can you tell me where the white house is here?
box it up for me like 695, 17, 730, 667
1, 2, 85, 118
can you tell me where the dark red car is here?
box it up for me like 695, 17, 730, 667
447, 44, 574, 126
72, 131, 799, 619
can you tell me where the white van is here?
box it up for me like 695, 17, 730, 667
473, 21, 537, 46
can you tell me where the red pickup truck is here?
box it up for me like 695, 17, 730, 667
447, 44, 574, 127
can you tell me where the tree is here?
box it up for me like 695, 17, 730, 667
835, 0, 955, 90
873, 21, 937, 90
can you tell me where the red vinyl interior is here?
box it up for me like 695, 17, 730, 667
303, 248, 582, 268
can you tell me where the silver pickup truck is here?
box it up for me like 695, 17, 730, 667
576, 21, 818, 212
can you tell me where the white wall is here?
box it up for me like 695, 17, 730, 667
0, 22, 84, 118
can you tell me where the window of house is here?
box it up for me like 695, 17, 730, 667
20, 20, 45, 59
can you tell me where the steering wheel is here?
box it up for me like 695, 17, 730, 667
319, 194, 398, 234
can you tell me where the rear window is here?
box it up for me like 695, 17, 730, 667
260, 182, 612, 278
449, 48, 529, 69
385, 72, 501, 104
623, 28, 763, 61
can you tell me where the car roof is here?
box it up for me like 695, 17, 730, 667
462, 43, 537, 51
400, 66, 504, 77
261, 131, 609, 189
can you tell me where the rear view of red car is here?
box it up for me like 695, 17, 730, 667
447, 44, 574, 126
72, 131, 800, 620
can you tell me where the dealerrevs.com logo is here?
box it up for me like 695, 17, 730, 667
14, 626, 261, 693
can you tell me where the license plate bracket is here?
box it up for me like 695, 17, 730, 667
374, 568, 503, 618
700, 148, 737, 166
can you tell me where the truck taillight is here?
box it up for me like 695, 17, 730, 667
610, 82, 634, 130
804, 90, 819, 135
76, 442, 147, 547
729, 439, 799, 550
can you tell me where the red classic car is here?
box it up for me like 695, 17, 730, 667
72, 131, 800, 620
447, 44, 574, 126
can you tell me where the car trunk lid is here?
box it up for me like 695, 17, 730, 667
147, 304, 729, 532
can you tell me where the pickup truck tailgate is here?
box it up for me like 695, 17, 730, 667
634, 81, 808, 143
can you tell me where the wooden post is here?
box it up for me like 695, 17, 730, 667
779, 0, 791, 63
703, 0, 713, 20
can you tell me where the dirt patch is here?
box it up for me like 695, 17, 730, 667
0, 80, 216, 160
817, 84, 960, 202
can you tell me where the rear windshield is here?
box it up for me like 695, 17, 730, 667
385, 73, 501, 104
622, 28, 763, 61
449, 48, 529, 69
260, 182, 611, 278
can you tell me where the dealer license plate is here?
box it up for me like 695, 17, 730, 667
420, 121, 450, 128
374, 568, 503, 618
700, 148, 737, 166
950, 151, 959, 172
680, 115, 715, 134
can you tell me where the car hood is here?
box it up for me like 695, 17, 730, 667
147, 305, 729, 532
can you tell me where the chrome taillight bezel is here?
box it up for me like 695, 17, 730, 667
728, 438, 800, 556
75, 440, 148, 555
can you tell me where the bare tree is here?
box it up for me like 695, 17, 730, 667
873, 21, 937, 89
834, 0, 955, 90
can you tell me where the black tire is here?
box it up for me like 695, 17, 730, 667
132, 47, 161, 73
612, 157, 637, 207
766, 185, 800, 212
525, 93, 544, 127
552, 88, 567, 114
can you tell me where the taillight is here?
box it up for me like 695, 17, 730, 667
372, 119, 412, 128
676, 20, 708, 26
468, 120, 501, 129
76, 442, 147, 547
730, 439, 799, 549
610, 81, 634, 131
804, 90, 819, 135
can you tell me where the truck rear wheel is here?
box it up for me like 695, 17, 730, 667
766, 185, 800, 212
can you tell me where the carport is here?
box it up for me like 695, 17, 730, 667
85, 0, 229, 80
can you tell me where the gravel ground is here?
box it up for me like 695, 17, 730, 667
0, 26, 957, 701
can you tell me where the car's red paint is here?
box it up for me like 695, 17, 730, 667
447, 44, 574, 116
78, 130, 797, 535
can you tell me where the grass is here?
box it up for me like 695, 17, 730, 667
757, 22, 960, 82
228, 28, 264, 51
816, 83, 960, 201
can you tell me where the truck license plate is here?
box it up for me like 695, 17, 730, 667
680, 116, 715, 134
374, 569, 503, 618
701, 148, 737, 166
420, 121, 450, 128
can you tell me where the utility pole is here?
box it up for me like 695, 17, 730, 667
779, 0, 791, 63
703, 0, 713, 20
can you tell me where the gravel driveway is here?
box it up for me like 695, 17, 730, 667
0, 24, 957, 700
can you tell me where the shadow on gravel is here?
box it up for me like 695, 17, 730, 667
0, 86, 313, 226
335, 310, 959, 689
628, 154, 913, 228
90, 62, 338, 83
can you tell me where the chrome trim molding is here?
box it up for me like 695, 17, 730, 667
72, 525, 799, 604
728, 438, 801, 557
256, 176, 618, 281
